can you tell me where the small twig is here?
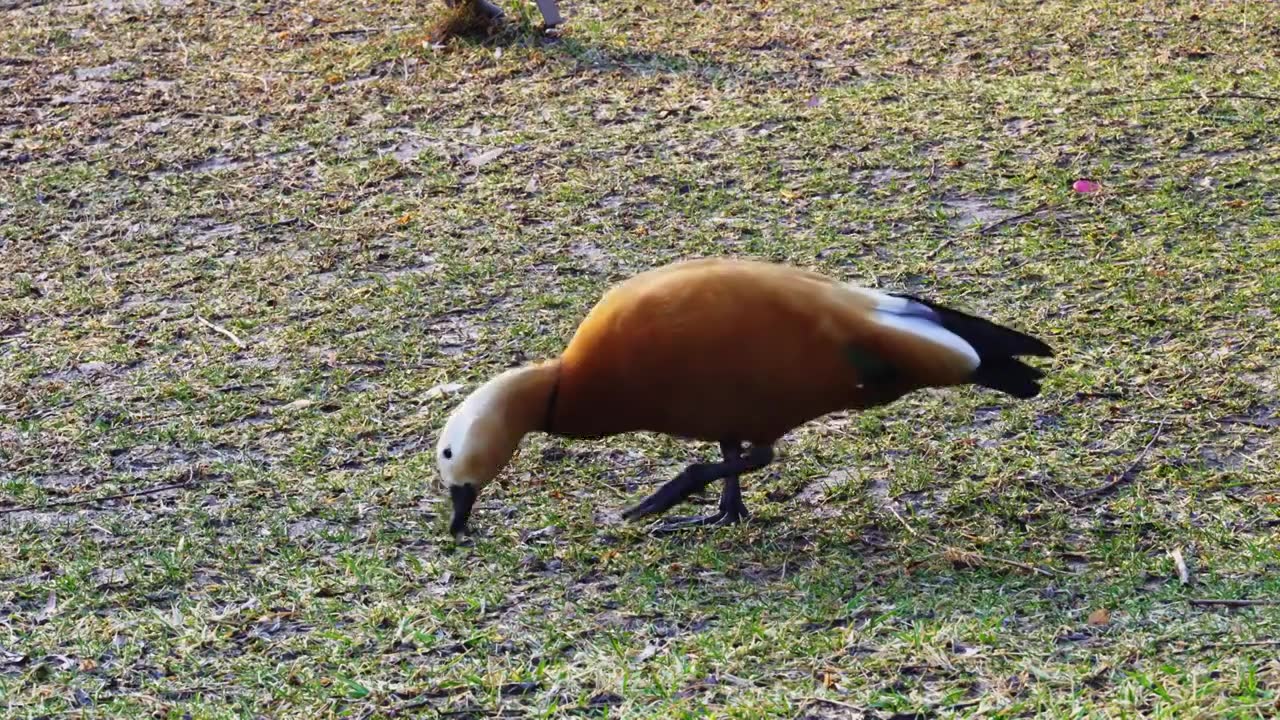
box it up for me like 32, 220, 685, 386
1201, 639, 1280, 649
251, 217, 300, 232
975, 202, 1051, 235
1071, 419, 1165, 501
430, 296, 508, 322
603, 476, 674, 489
312, 24, 416, 40
887, 504, 923, 538
923, 239, 954, 260
226, 70, 271, 93
973, 552, 1060, 577
1070, 466, 1141, 499
1189, 598, 1280, 608
1071, 391, 1126, 402
1102, 416, 1181, 425
1170, 547, 1190, 585
1218, 414, 1280, 429
1069, 465, 1143, 502
387, 695, 442, 717
193, 314, 246, 348
925, 203, 1050, 259
804, 696, 865, 713
303, 218, 355, 232
935, 548, 1062, 578
1083, 92, 1280, 107
0, 468, 202, 515
436, 709, 521, 718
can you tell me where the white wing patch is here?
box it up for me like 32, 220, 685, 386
851, 288, 981, 369
870, 311, 980, 369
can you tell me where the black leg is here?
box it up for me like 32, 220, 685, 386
715, 437, 751, 522
649, 440, 752, 531
717, 476, 750, 522
621, 441, 772, 527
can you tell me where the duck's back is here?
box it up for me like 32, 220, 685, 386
548, 259, 948, 444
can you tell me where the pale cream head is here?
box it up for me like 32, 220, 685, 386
434, 362, 559, 537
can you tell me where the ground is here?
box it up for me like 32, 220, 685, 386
2, 0, 1279, 717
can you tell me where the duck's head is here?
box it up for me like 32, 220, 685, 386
434, 361, 559, 539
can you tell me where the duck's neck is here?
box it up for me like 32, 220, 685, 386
490, 359, 562, 436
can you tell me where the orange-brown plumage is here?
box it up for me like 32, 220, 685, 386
550, 259, 976, 444
436, 257, 1053, 536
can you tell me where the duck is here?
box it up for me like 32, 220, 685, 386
434, 257, 1053, 538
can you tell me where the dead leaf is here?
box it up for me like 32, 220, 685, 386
1087, 608, 1111, 626
1170, 547, 1190, 585
280, 399, 314, 411
1176, 46, 1213, 60
942, 547, 981, 567
92, 568, 129, 588
635, 643, 660, 662
35, 592, 57, 623
425, 382, 464, 400
46, 654, 75, 670
466, 147, 506, 168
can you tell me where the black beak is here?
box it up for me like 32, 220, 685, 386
449, 484, 478, 538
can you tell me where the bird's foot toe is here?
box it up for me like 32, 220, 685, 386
649, 507, 747, 533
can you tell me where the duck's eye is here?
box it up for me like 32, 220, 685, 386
442, 447, 453, 460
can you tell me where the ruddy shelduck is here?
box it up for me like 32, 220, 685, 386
435, 257, 1053, 537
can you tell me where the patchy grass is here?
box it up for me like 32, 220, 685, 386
2, 0, 1279, 717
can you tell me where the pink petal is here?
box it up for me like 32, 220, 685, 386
1073, 179, 1100, 193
